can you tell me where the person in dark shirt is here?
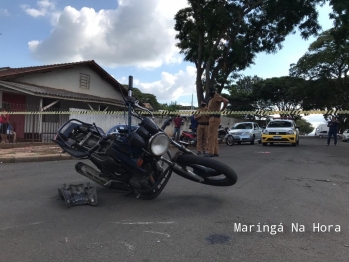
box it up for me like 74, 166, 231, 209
173, 115, 182, 141
326, 117, 340, 146
190, 114, 198, 133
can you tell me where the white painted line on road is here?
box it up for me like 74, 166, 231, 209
112, 221, 175, 225
144, 231, 171, 237
0, 221, 45, 231
119, 241, 135, 251
254, 151, 271, 154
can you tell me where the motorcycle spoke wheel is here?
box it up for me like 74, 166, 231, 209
176, 155, 237, 186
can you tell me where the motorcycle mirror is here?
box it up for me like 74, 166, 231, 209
161, 118, 173, 130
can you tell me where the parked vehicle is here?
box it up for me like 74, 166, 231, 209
52, 83, 238, 201
225, 122, 262, 146
179, 130, 197, 146
315, 124, 329, 138
179, 125, 228, 146
342, 129, 349, 142
262, 119, 299, 146
314, 123, 341, 138
218, 125, 229, 143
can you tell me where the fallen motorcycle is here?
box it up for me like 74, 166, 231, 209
53, 78, 238, 200
218, 125, 229, 143
179, 130, 197, 147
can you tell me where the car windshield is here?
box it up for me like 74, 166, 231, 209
232, 123, 253, 129
267, 121, 292, 128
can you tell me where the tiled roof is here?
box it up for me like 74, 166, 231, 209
0, 80, 125, 106
0, 60, 128, 96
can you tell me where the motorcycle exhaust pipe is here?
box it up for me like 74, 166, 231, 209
75, 162, 110, 188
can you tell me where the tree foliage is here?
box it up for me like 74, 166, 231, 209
289, 29, 349, 80
174, 0, 325, 105
296, 118, 314, 134
289, 26, 349, 130
252, 76, 307, 118
225, 75, 273, 119
329, 0, 349, 45
131, 87, 162, 110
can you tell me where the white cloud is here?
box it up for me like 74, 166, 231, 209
118, 66, 197, 103
27, 0, 189, 69
21, 0, 55, 17
303, 115, 326, 127
0, 8, 9, 16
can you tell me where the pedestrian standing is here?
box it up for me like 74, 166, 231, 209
326, 117, 340, 146
190, 114, 198, 133
204, 88, 228, 157
173, 115, 182, 142
0, 110, 9, 143
194, 100, 209, 155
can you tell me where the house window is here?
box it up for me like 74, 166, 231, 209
1, 102, 10, 111
42, 98, 60, 123
80, 73, 90, 90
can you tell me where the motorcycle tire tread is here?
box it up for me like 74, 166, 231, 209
176, 155, 237, 187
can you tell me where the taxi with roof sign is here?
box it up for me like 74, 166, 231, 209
262, 118, 299, 147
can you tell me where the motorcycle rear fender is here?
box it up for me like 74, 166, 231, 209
57, 119, 105, 138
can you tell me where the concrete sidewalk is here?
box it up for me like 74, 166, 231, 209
0, 143, 74, 163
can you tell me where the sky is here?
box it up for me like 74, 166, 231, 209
0, 0, 335, 130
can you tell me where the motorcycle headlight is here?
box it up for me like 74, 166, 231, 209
287, 130, 295, 134
148, 132, 170, 156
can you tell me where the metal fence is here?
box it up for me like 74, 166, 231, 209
1, 102, 68, 143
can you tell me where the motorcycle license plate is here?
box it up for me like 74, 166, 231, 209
273, 136, 282, 139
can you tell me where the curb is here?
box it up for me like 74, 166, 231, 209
0, 154, 74, 164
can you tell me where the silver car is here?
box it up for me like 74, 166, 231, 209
225, 122, 262, 146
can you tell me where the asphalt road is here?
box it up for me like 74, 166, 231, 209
0, 137, 349, 262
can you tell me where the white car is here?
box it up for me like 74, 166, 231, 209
225, 122, 262, 146
262, 119, 299, 146
342, 129, 349, 142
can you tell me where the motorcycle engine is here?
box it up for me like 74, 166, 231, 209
129, 172, 151, 189
129, 161, 163, 190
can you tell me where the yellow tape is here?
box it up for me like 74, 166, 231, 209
4, 110, 349, 115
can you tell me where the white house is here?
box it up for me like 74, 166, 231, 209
0, 60, 128, 141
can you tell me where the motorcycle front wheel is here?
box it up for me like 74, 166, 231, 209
138, 158, 173, 200
175, 155, 238, 186
226, 135, 234, 146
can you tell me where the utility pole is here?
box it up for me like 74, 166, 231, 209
191, 94, 193, 110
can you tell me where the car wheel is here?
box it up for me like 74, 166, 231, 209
262, 143, 267, 146
296, 139, 299, 145
250, 135, 255, 145
226, 136, 234, 146
258, 140, 261, 144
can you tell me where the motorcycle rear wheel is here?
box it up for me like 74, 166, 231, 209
176, 155, 238, 186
